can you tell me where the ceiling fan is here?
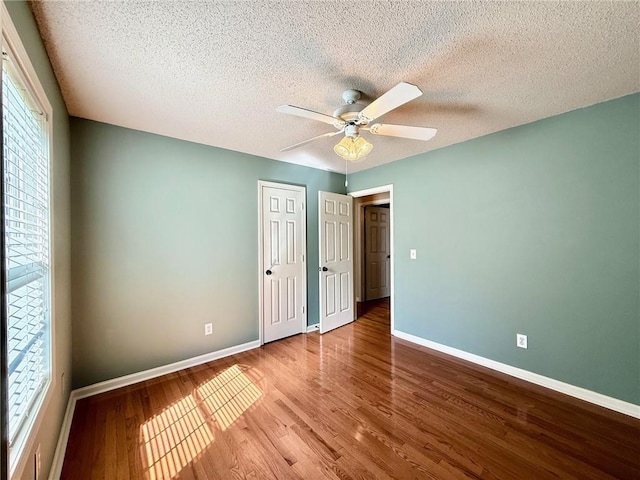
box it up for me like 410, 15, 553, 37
276, 82, 437, 161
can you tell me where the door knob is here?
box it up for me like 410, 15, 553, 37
266, 269, 272, 275
387, 255, 390, 259
320, 266, 328, 272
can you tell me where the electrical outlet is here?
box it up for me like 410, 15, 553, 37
204, 323, 213, 336
35, 444, 41, 480
517, 333, 528, 349
410, 249, 417, 259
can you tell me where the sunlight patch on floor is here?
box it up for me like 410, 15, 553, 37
140, 364, 263, 479
197, 364, 263, 430
141, 394, 214, 480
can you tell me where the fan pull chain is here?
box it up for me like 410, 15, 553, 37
345, 157, 349, 188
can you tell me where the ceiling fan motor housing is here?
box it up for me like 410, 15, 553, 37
333, 103, 365, 124
332, 89, 367, 128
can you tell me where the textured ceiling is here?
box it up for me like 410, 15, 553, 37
31, 1, 639, 173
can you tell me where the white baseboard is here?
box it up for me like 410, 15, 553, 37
393, 329, 640, 419
48, 339, 261, 479
74, 340, 261, 400
47, 391, 78, 480
306, 324, 319, 333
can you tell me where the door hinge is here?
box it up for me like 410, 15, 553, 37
301, 202, 304, 211
302, 306, 305, 314
301, 254, 305, 262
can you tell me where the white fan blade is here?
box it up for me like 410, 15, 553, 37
358, 82, 423, 123
281, 130, 343, 152
368, 123, 437, 141
276, 105, 345, 126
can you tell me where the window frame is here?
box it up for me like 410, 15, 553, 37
0, 4, 56, 479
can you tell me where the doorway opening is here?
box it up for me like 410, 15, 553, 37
350, 185, 394, 333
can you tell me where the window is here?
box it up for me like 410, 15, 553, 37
1, 5, 54, 475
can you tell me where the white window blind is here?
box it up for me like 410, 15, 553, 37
2, 50, 51, 444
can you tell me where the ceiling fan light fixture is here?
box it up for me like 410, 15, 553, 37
334, 135, 373, 161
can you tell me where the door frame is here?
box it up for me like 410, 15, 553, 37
350, 184, 394, 333
257, 181, 307, 345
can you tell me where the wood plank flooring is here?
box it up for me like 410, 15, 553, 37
61, 299, 640, 479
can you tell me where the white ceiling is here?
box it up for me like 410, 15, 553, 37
31, 1, 639, 174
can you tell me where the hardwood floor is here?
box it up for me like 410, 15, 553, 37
61, 299, 640, 479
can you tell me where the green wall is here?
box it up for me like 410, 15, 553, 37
4, 2, 72, 480
349, 93, 640, 405
71, 118, 345, 388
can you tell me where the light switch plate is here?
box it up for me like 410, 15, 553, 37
410, 249, 417, 259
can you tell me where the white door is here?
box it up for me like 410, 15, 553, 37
260, 182, 306, 343
319, 191, 354, 334
365, 206, 391, 300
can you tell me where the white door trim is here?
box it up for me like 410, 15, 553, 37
349, 184, 394, 333
258, 181, 307, 345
